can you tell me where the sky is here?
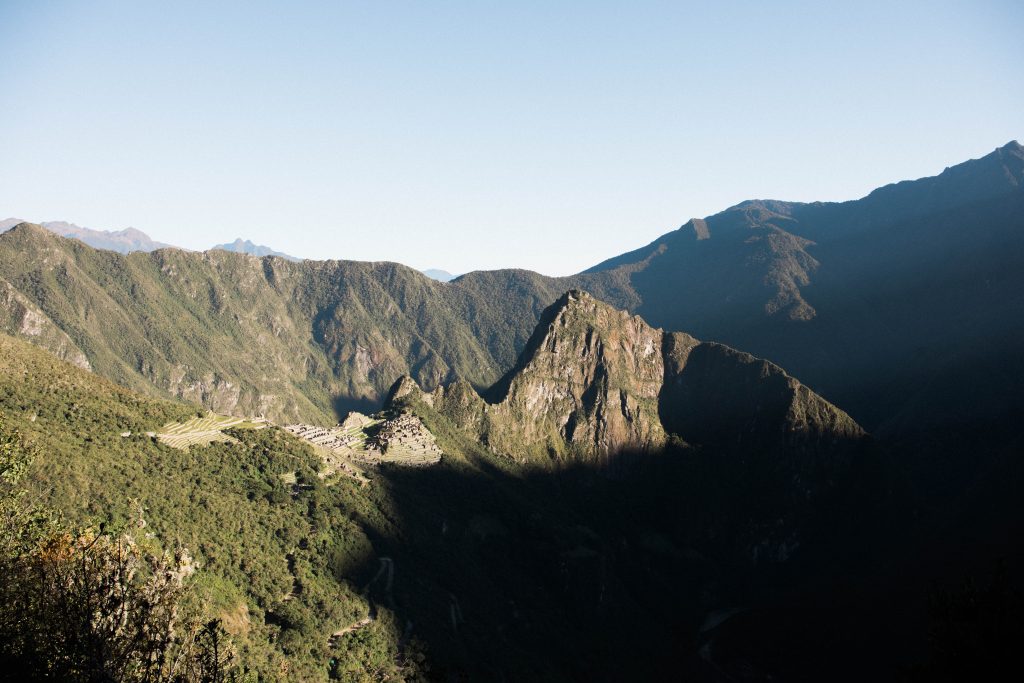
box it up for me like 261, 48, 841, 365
0, 1, 1021, 276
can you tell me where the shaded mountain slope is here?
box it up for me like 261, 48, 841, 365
659, 333, 863, 451
577, 140, 1024, 432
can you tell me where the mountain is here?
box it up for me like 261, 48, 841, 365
421, 268, 457, 281
449, 141, 1024, 438
401, 290, 862, 466
2, 143, 1021, 681
0, 274, 92, 371
0, 222, 516, 423
211, 237, 301, 262
575, 141, 1024, 435
0, 223, 604, 425
1, 218, 175, 252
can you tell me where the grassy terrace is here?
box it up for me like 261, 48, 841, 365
156, 412, 267, 450
338, 418, 381, 442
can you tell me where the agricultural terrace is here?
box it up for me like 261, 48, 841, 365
155, 412, 267, 450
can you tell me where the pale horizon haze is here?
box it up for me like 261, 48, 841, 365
1, 1, 1021, 275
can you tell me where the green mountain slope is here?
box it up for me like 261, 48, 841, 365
0, 333, 416, 681
0, 225, 511, 423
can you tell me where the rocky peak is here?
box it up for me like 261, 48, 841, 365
417, 290, 865, 467
492, 290, 663, 398
386, 374, 425, 404
480, 290, 666, 460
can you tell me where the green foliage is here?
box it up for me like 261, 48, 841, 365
0, 414, 48, 559
0, 414, 239, 682
0, 336, 422, 681
329, 612, 429, 683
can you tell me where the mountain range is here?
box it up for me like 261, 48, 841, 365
0, 218, 458, 282
2, 141, 1020, 439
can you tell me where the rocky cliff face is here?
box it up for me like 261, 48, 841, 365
393, 291, 864, 466
479, 290, 667, 461
0, 278, 91, 370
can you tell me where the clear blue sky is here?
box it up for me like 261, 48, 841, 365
1, 1, 1020, 275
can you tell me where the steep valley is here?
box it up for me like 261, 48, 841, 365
0, 301, 895, 681
1, 141, 1022, 681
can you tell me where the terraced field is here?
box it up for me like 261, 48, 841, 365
156, 413, 267, 450
372, 440, 442, 466
365, 413, 443, 466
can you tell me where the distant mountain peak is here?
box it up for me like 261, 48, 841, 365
421, 268, 457, 282
210, 238, 301, 262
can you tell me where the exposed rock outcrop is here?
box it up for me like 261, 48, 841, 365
0, 277, 91, 370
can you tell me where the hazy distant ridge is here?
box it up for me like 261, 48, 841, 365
0, 219, 173, 253
211, 238, 301, 262
421, 268, 457, 281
